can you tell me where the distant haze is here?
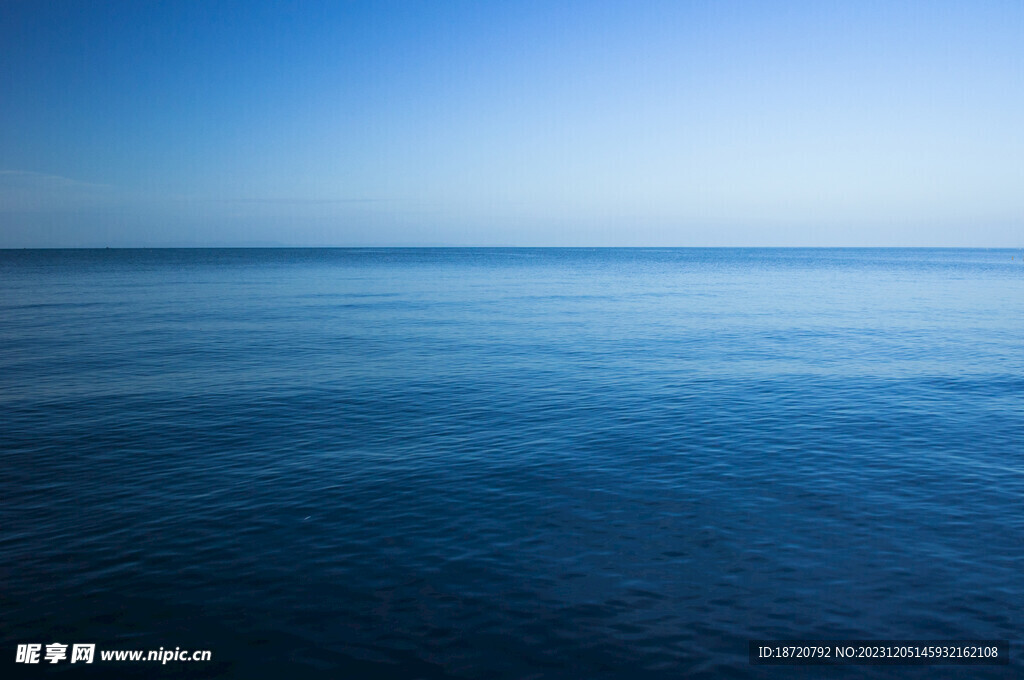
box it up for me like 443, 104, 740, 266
2, 1, 1022, 247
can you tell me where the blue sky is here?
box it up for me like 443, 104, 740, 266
1, 0, 1022, 246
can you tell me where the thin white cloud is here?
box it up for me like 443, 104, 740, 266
0, 169, 115, 189
0, 170, 119, 212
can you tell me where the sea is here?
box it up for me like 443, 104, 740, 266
1, 248, 1021, 678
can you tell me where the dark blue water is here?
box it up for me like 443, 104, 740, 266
2, 248, 1022, 678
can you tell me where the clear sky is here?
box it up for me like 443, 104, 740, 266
1, 0, 1022, 247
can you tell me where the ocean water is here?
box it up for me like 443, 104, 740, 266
1, 248, 1022, 679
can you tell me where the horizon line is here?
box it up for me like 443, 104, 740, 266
3, 245, 1024, 251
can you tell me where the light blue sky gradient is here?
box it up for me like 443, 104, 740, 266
1, 0, 1022, 246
